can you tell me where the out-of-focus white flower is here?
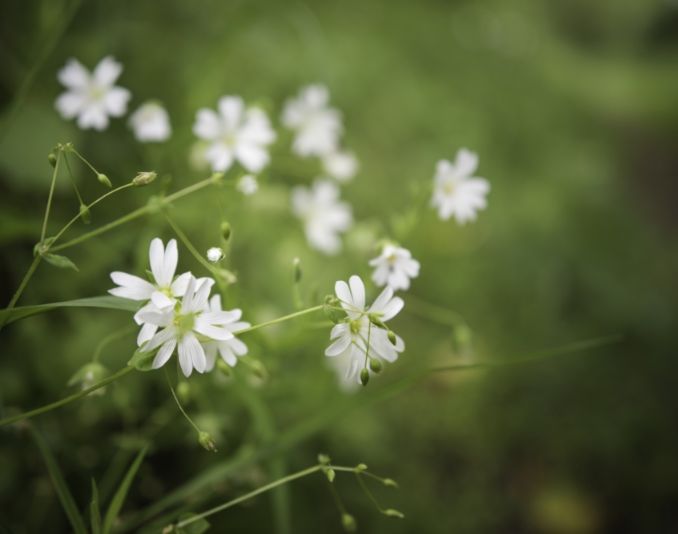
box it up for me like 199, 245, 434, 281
369, 244, 420, 291
137, 277, 235, 377
237, 174, 258, 195
291, 180, 352, 255
206, 247, 225, 263
323, 150, 358, 182
55, 56, 131, 130
202, 295, 250, 370
193, 96, 276, 173
325, 275, 405, 385
129, 101, 171, 142
431, 148, 490, 224
282, 84, 342, 158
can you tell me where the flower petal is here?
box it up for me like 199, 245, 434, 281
152, 338, 176, 369
93, 56, 122, 86
109, 271, 155, 300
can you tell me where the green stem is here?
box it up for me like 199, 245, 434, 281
92, 326, 136, 363
236, 305, 324, 336
0, 366, 134, 427
40, 150, 61, 242
69, 147, 100, 177
63, 152, 85, 206
0, 254, 42, 331
165, 369, 202, 434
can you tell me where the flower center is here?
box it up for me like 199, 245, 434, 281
443, 181, 456, 195
174, 312, 196, 334
88, 84, 106, 101
349, 319, 362, 334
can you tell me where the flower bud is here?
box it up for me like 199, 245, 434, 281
355, 463, 368, 472
293, 257, 302, 283
383, 478, 399, 488
97, 173, 112, 188
318, 453, 331, 465
198, 431, 218, 452
383, 509, 405, 519
67, 362, 108, 392
324, 467, 336, 483
206, 247, 225, 263
360, 368, 370, 386
324, 295, 345, 324
369, 358, 382, 373
387, 330, 397, 346
132, 170, 157, 186
48, 153, 58, 167
368, 313, 387, 330
341, 514, 357, 532
220, 221, 231, 241
79, 204, 91, 224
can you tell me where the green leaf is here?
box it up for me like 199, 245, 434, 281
128, 348, 156, 372
0, 295, 139, 325
43, 252, 79, 271
102, 447, 148, 534
90, 479, 102, 534
176, 514, 211, 534
30, 427, 87, 534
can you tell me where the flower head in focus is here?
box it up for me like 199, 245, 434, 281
193, 96, 276, 173
322, 150, 358, 182
201, 295, 251, 371
325, 275, 405, 385
237, 174, 258, 195
291, 180, 352, 255
369, 244, 420, 291
431, 148, 490, 224
137, 277, 237, 377
129, 101, 171, 142
55, 56, 131, 130
282, 84, 342, 158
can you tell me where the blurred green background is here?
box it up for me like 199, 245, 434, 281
1, 0, 677, 532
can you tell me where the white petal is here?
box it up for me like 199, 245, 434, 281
454, 148, 479, 177
151, 291, 174, 310
205, 143, 234, 172
185, 333, 207, 373
109, 271, 155, 300
177, 336, 193, 377
369, 286, 394, 315
55, 91, 85, 119
161, 239, 178, 286
348, 275, 365, 310
77, 105, 109, 130
137, 323, 158, 346
103, 87, 130, 117
142, 326, 176, 352
193, 321, 234, 341
152, 339, 177, 369
149, 238, 165, 285
325, 334, 351, 357
170, 272, 192, 297
193, 109, 222, 140
380, 296, 404, 321
58, 59, 90, 88
217, 96, 244, 128
334, 280, 353, 307
93, 56, 122, 86
235, 143, 269, 173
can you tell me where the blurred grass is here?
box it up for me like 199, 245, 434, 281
1, 0, 678, 532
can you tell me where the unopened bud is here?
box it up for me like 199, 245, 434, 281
293, 257, 302, 283
324, 467, 336, 483
79, 204, 91, 224
360, 368, 370, 386
383, 509, 405, 519
132, 170, 157, 186
220, 221, 231, 241
97, 173, 112, 188
67, 362, 108, 392
368, 313, 387, 330
206, 247, 225, 263
48, 153, 58, 167
387, 330, 397, 346
341, 513, 357, 532
369, 358, 382, 373
355, 463, 368, 472
318, 453, 331, 465
198, 431, 217, 452
383, 478, 399, 488
324, 295, 345, 324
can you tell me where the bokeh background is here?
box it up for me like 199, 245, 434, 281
1, 0, 677, 532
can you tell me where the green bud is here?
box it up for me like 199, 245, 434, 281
198, 431, 218, 452
341, 513, 357, 532
97, 173, 112, 188
387, 330, 397, 346
48, 153, 58, 167
293, 257, 302, 283
369, 358, 382, 373
132, 170, 157, 186
79, 204, 91, 224
318, 453, 331, 465
67, 362, 108, 392
383, 478, 399, 488
177, 381, 191, 403
220, 221, 231, 241
355, 463, 368, 472
360, 368, 370, 386
324, 467, 336, 483
324, 295, 345, 324
383, 509, 405, 519
368, 313, 387, 330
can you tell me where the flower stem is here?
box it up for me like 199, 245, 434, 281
165, 369, 202, 435
40, 150, 61, 243
0, 254, 42, 331
0, 366, 134, 427
236, 305, 324, 336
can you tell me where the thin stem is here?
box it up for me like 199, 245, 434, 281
236, 305, 324, 336
0, 366, 134, 427
92, 326, 136, 363
165, 369, 202, 434
0, 254, 42, 331
50, 176, 216, 252
69, 147, 100, 177
40, 150, 61, 242
164, 214, 227, 281
355, 473, 384, 513
63, 152, 85, 206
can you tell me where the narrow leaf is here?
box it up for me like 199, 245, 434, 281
31, 427, 87, 534
102, 446, 148, 534
43, 252, 79, 271
90, 478, 102, 534
0, 296, 139, 325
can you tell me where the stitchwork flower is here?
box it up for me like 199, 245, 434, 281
201, 295, 251, 371
193, 96, 276, 173
282, 84, 342, 158
322, 150, 358, 182
431, 148, 490, 224
237, 174, 259, 195
325, 275, 405, 385
129, 101, 171, 142
55, 56, 131, 130
291, 180, 352, 255
369, 244, 420, 291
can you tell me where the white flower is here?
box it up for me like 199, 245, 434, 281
369, 244, 420, 291
291, 180, 352, 255
325, 275, 405, 384
137, 277, 237, 377
237, 174, 258, 195
431, 148, 490, 224
193, 96, 276, 173
55, 56, 131, 130
202, 295, 250, 370
282, 84, 342, 158
322, 150, 358, 182
129, 101, 171, 142
206, 247, 225, 263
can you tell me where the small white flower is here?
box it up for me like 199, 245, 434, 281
325, 275, 405, 384
137, 277, 237, 377
193, 96, 276, 173
369, 244, 420, 291
282, 84, 342, 158
129, 101, 171, 142
202, 295, 251, 370
431, 148, 490, 224
55, 56, 131, 130
237, 174, 258, 195
206, 247, 225, 263
291, 179, 352, 255
322, 150, 358, 182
